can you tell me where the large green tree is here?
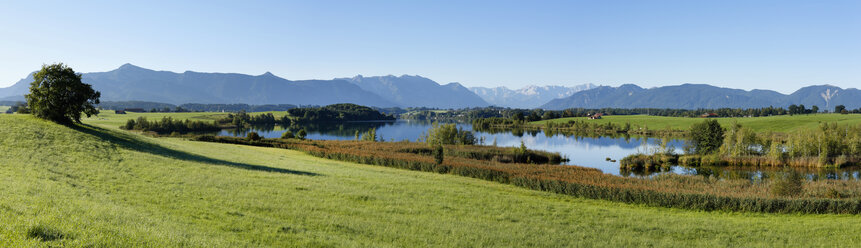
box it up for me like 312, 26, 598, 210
25, 63, 101, 124
835, 105, 846, 114
688, 119, 724, 155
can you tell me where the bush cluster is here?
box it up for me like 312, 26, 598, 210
121, 117, 220, 134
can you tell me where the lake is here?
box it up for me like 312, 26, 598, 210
220, 120, 861, 180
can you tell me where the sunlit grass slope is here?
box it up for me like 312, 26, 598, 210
2, 114, 861, 247
0, 106, 9, 113
533, 114, 861, 133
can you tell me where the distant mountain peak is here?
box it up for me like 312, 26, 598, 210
260, 71, 276, 77
378, 74, 426, 80
113, 63, 155, 74
618, 84, 643, 89
470, 83, 597, 108
118, 63, 142, 70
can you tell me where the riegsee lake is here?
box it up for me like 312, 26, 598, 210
220, 120, 861, 180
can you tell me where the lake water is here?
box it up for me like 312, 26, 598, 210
220, 120, 861, 180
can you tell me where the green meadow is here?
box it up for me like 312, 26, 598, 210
86, 111, 295, 127
1, 114, 861, 246
0, 106, 10, 113
86, 111, 230, 127
532, 114, 861, 133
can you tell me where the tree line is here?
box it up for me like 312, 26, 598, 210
217, 111, 291, 127
121, 116, 221, 134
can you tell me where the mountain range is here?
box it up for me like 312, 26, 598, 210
0, 64, 488, 108
470, 84, 595, 109
338, 75, 488, 108
541, 84, 861, 110
2, 64, 859, 110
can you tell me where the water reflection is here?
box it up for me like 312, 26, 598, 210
218, 120, 861, 180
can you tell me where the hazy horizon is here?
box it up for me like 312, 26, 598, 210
1, 1, 858, 94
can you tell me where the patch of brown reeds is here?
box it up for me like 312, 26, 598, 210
193, 135, 861, 214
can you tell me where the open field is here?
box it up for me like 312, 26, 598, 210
85, 111, 286, 127
86, 111, 229, 126
532, 114, 861, 133
0, 106, 9, 113
0, 116, 858, 246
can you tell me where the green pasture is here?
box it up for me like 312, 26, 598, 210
1, 114, 860, 246
84, 111, 293, 127
533, 114, 861, 133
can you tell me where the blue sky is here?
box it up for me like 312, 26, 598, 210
0, 0, 858, 93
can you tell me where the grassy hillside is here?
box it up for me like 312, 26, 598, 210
2, 115, 861, 246
533, 114, 861, 133
0, 106, 9, 113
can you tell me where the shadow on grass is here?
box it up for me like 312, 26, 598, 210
70, 124, 319, 176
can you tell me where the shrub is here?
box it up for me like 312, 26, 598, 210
297, 129, 308, 140
434, 145, 444, 165
10, 102, 29, 114
247, 132, 261, 141
771, 170, 804, 197
678, 155, 701, 167
281, 131, 295, 139
123, 119, 136, 130
825, 188, 844, 199
361, 128, 377, 142
425, 123, 476, 146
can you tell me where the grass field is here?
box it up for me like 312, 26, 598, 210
85, 111, 230, 127
3, 114, 861, 246
533, 114, 861, 133
0, 106, 9, 113
85, 111, 293, 127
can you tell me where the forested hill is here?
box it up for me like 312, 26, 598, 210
541, 84, 861, 110
287, 103, 396, 123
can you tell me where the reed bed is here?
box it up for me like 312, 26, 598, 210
193, 135, 861, 214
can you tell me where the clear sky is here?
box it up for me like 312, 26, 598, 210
0, 0, 858, 93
